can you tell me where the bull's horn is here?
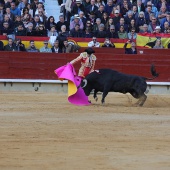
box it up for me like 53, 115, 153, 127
82, 79, 87, 88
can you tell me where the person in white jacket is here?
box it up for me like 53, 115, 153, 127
88, 37, 100, 47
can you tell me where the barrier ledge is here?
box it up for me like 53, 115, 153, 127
0, 79, 68, 83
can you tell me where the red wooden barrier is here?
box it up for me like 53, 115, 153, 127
0, 51, 169, 82
137, 49, 170, 55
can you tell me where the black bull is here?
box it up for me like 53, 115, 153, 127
79, 65, 159, 106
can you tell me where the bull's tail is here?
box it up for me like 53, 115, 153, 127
146, 64, 159, 80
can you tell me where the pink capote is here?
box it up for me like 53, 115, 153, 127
54, 63, 90, 106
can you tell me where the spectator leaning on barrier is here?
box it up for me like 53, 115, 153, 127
4, 38, 17, 51
62, 39, 80, 53
26, 40, 39, 52
15, 38, 26, 51
0, 40, 4, 51
51, 40, 62, 53
88, 36, 100, 47
40, 40, 52, 53
102, 37, 115, 48
124, 40, 137, 54
153, 38, 164, 49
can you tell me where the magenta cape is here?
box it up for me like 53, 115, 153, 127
54, 63, 90, 106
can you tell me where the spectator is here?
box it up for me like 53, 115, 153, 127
10, 2, 21, 17
13, 15, 24, 29
62, 39, 80, 53
84, 20, 93, 31
56, 15, 69, 33
21, 7, 33, 24
88, 36, 100, 47
2, 14, 14, 30
70, 23, 83, 37
96, 4, 105, 19
4, 38, 16, 51
136, 0, 145, 13
51, 40, 62, 53
82, 27, 93, 38
136, 11, 147, 30
70, 14, 84, 30
40, 40, 52, 53
95, 23, 107, 38
5, 7, 15, 21
120, 0, 131, 16
139, 23, 151, 33
37, 8, 47, 27
144, 5, 154, 23
25, 3, 33, 17
31, 0, 39, 17
101, 12, 109, 26
124, 10, 134, 26
95, 0, 105, 8
157, 0, 170, 11
0, 21, 13, 36
0, 40, 4, 51
128, 28, 137, 40
46, 16, 57, 31
86, 0, 98, 17
15, 38, 26, 51
153, 25, 162, 33
0, 3, 4, 22
146, 1, 158, 18
124, 40, 137, 54
148, 16, 160, 33
88, 11, 96, 25
35, 2, 47, 17
36, 24, 47, 36
18, 0, 28, 11
71, 0, 85, 16
104, 0, 114, 16
26, 22, 36, 36
105, 17, 114, 31
128, 19, 138, 32
153, 38, 164, 48
14, 24, 26, 36
93, 18, 101, 32
78, 11, 87, 27
47, 25, 58, 37
158, 5, 168, 24
161, 12, 170, 28
107, 25, 119, 38
116, 17, 128, 32
82, 0, 91, 9
118, 25, 128, 39
102, 37, 115, 47
32, 14, 43, 30
131, 5, 138, 20
26, 40, 39, 52
161, 21, 169, 33
65, 0, 76, 22
111, 10, 121, 26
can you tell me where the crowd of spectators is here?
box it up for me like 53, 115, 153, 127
0, 0, 170, 52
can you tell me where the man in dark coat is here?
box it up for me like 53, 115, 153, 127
124, 40, 137, 54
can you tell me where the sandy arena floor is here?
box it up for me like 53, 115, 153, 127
0, 92, 170, 170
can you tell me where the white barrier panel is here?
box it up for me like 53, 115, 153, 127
0, 79, 169, 94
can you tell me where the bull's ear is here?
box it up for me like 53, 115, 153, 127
81, 79, 88, 88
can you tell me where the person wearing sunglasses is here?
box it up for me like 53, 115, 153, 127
88, 36, 100, 47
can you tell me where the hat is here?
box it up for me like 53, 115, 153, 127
155, 26, 161, 30
115, 10, 119, 14
74, 14, 80, 19
44, 40, 48, 44
85, 48, 95, 55
76, 0, 81, 3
